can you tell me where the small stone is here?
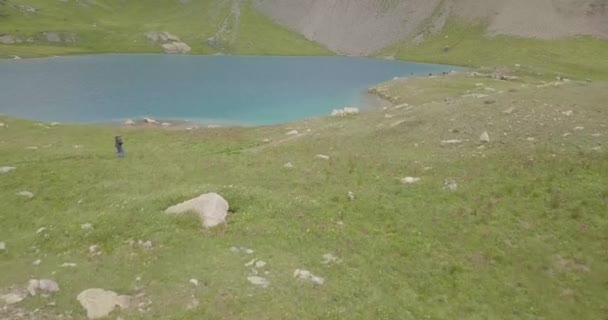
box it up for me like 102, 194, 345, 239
563, 132, 572, 137
1, 292, 27, 305
26, 146, 38, 150
321, 254, 341, 265
32, 259, 42, 266
347, 191, 355, 201
140, 241, 153, 249
592, 146, 602, 152
61, 263, 78, 268
400, 177, 420, 185
561, 110, 573, 116
89, 245, 101, 255
161, 122, 171, 127
27, 279, 59, 296
244, 249, 254, 254
189, 279, 199, 286
444, 180, 458, 191
229, 246, 240, 253
143, 118, 157, 124
124, 119, 135, 125
527, 137, 537, 142
315, 154, 330, 160
284, 162, 294, 169
286, 130, 299, 136
574, 126, 585, 131
247, 276, 269, 288
245, 259, 256, 267
0, 166, 16, 174
502, 107, 515, 114
480, 131, 490, 143
81, 223, 93, 230
255, 260, 267, 268
0, 241, 5, 250
17, 191, 34, 199
441, 139, 462, 146
36, 227, 47, 234
294, 269, 325, 285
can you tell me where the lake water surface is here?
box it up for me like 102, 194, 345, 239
0, 55, 461, 125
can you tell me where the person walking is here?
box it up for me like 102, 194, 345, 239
115, 136, 125, 158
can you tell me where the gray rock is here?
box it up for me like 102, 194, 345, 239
480, 131, 490, 143
161, 41, 191, 54
441, 139, 462, 146
0, 166, 16, 174
77, 288, 131, 319
0, 241, 5, 250
81, 223, 93, 230
443, 180, 458, 191
294, 269, 325, 285
44, 32, 62, 43
315, 154, 330, 160
165, 193, 229, 228
286, 130, 299, 135
1, 291, 28, 305
321, 253, 341, 265
247, 276, 269, 288
400, 177, 420, 185
17, 4, 37, 13
27, 279, 60, 296
17, 191, 34, 198
145, 32, 181, 43
0, 35, 21, 44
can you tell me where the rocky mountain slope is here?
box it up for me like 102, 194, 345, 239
254, 0, 608, 55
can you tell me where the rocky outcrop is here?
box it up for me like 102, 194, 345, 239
255, 0, 608, 55
0, 35, 21, 44
145, 31, 191, 54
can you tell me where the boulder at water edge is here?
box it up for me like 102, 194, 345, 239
165, 193, 229, 228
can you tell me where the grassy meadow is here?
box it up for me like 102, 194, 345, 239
1, 73, 607, 319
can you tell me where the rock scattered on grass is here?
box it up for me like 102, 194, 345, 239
17, 191, 34, 198
444, 180, 458, 191
36, 227, 47, 234
480, 131, 490, 143
0, 166, 16, 174
89, 245, 101, 255
347, 191, 355, 201
189, 279, 199, 286
165, 193, 229, 229
81, 223, 93, 230
321, 254, 341, 265
77, 288, 131, 320
400, 177, 420, 185
138, 240, 153, 249
315, 154, 330, 160
124, 119, 135, 125
27, 279, 59, 296
32, 259, 42, 266
229, 246, 254, 254
143, 117, 157, 124
0, 241, 5, 250
561, 110, 573, 116
286, 130, 299, 135
294, 269, 325, 285
441, 139, 462, 146
284, 162, 294, 169
574, 126, 585, 131
247, 276, 270, 288
1, 291, 28, 305
331, 107, 359, 117
61, 263, 78, 268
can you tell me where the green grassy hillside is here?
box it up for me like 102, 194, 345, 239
0, 0, 330, 58
1, 74, 607, 319
383, 21, 608, 81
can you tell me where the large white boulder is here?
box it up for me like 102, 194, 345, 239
77, 288, 131, 320
165, 193, 229, 228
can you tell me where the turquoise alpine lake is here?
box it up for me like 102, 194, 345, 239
0, 55, 462, 125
